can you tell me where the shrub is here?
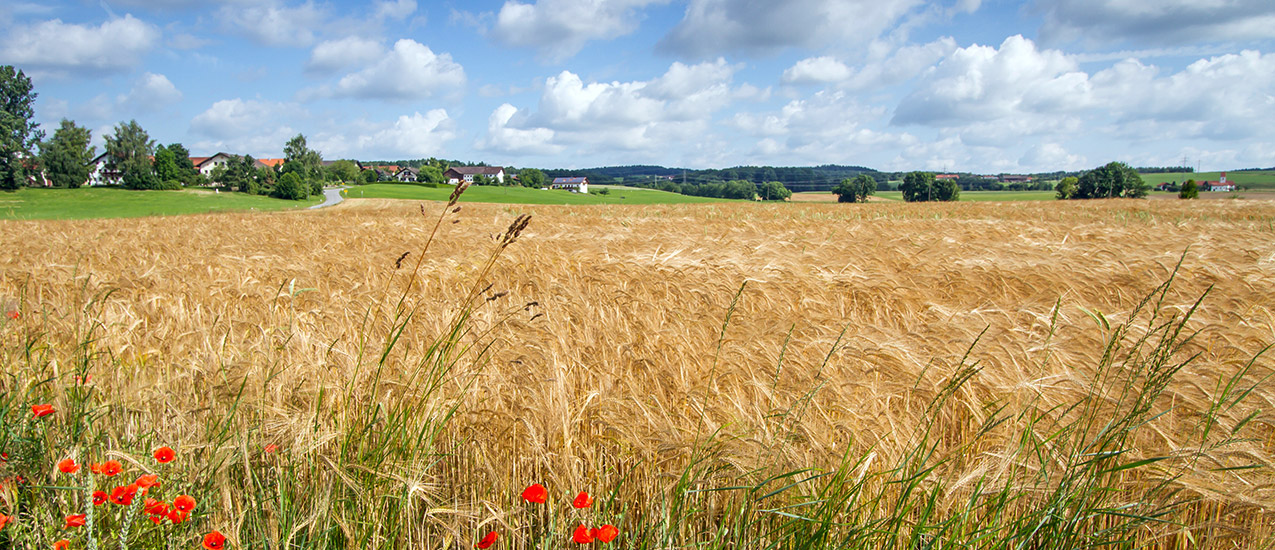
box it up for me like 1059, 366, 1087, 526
272, 172, 308, 201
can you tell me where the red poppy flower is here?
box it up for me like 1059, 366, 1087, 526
110, 484, 139, 506
1, 452, 7, 462
167, 508, 187, 524
143, 498, 167, 515
64, 514, 87, 528
264, 444, 278, 454
99, 460, 123, 477
475, 530, 498, 549
595, 524, 619, 543
521, 483, 548, 504
149, 515, 164, 525
74, 375, 92, 385
0, 513, 12, 530
53, 539, 70, 550
202, 531, 227, 550
572, 491, 593, 509
92, 491, 108, 506
58, 458, 80, 474
572, 524, 594, 544
5, 311, 17, 320
136, 474, 160, 490
153, 447, 175, 463
31, 404, 54, 417
173, 494, 197, 514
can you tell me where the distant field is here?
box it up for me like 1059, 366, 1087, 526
351, 183, 727, 204
1139, 170, 1275, 189
0, 187, 322, 220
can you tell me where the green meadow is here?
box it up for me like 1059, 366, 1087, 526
349, 183, 728, 204
0, 187, 322, 220
1138, 170, 1275, 189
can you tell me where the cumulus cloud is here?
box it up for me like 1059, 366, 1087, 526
304, 39, 465, 101
782, 56, 852, 85
892, 35, 1090, 128
1019, 142, 1086, 171
731, 90, 911, 164
1037, 0, 1275, 46
475, 103, 563, 156
217, 1, 329, 47
121, 73, 183, 110
479, 59, 739, 158
306, 36, 384, 73
190, 98, 301, 142
492, 0, 667, 61
658, 0, 922, 58
0, 15, 159, 75
338, 110, 455, 158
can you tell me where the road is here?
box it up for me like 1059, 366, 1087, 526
309, 186, 348, 209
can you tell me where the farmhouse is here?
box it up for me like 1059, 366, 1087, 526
443, 166, 505, 185
395, 167, 419, 182
550, 176, 589, 193
88, 153, 121, 186
1000, 174, 1032, 183
193, 153, 236, 177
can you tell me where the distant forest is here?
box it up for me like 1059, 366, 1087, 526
541, 164, 884, 193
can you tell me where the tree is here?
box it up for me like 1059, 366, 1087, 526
104, 120, 160, 190
327, 160, 360, 183
519, 168, 546, 188
38, 119, 94, 188
361, 168, 378, 184
283, 134, 322, 180
417, 165, 444, 185
900, 172, 935, 202
1054, 176, 1078, 200
1073, 161, 1146, 199
153, 144, 180, 184
833, 174, 875, 203
757, 181, 792, 201
1179, 179, 1199, 199
934, 178, 960, 201
1, 66, 43, 190
272, 172, 309, 200
722, 179, 757, 200
167, 143, 200, 185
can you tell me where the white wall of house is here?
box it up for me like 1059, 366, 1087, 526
198, 154, 234, 177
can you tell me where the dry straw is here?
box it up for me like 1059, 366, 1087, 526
1, 197, 1272, 547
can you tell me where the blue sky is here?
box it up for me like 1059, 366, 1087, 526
2, 0, 1273, 172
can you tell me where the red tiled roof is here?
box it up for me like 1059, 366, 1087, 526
256, 158, 285, 168
189, 156, 211, 167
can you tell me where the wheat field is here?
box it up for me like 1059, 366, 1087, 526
2, 197, 1273, 548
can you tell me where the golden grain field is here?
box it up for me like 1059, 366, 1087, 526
2, 198, 1273, 548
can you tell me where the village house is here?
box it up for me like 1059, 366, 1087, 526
395, 167, 419, 182
550, 176, 589, 193
443, 166, 505, 185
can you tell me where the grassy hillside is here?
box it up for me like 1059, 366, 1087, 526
1139, 170, 1275, 189
350, 183, 728, 204
0, 187, 322, 220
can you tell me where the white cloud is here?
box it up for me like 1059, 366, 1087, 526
479, 59, 739, 159
317, 110, 456, 158
374, 0, 417, 19
306, 36, 385, 73
659, 0, 922, 58
190, 98, 301, 142
121, 73, 183, 110
217, 1, 328, 47
782, 56, 852, 85
492, 0, 668, 61
1019, 142, 1086, 171
475, 103, 562, 156
305, 39, 465, 101
732, 90, 910, 164
1037, 0, 1275, 46
892, 35, 1090, 128
0, 15, 159, 75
